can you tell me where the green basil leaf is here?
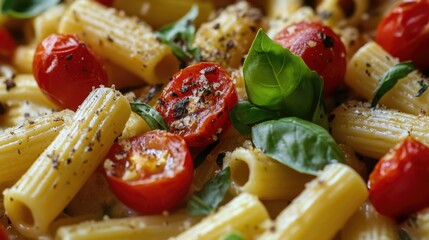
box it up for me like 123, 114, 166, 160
371, 61, 416, 108
156, 4, 201, 62
243, 29, 324, 120
230, 101, 282, 134
311, 91, 329, 130
187, 167, 231, 216
130, 102, 170, 131
1, 0, 61, 19
222, 232, 244, 240
252, 117, 345, 175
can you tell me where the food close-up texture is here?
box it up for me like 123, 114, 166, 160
0, 0, 429, 239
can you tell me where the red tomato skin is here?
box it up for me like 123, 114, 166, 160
0, 224, 8, 240
369, 137, 429, 220
104, 130, 193, 215
33, 34, 108, 111
274, 21, 347, 96
376, 0, 429, 72
156, 62, 238, 147
0, 27, 16, 59
95, 0, 114, 7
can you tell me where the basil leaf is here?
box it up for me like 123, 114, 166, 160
130, 102, 170, 131
187, 167, 231, 216
222, 232, 244, 240
230, 101, 282, 134
252, 117, 345, 175
1, 0, 61, 19
156, 4, 201, 62
371, 61, 415, 108
243, 29, 324, 120
398, 228, 411, 240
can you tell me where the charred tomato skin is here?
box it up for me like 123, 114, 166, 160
156, 62, 238, 147
103, 130, 193, 215
274, 21, 347, 96
369, 137, 429, 221
33, 34, 108, 111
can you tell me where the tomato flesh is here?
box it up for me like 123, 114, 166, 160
376, 0, 429, 72
0, 27, 16, 59
156, 62, 238, 147
369, 137, 429, 221
103, 130, 193, 215
0, 224, 8, 240
33, 34, 108, 111
274, 21, 347, 96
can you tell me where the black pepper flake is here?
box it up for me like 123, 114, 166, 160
416, 79, 428, 97
172, 97, 189, 119
107, 35, 114, 43
85, 145, 93, 152
66, 158, 72, 165
318, 32, 334, 48
213, 23, 220, 30
365, 69, 371, 77
226, 40, 235, 51
96, 130, 102, 142
3, 78, 16, 91
52, 156, 59, 169
0, 102, 5, 115
170, 91, 178, 97
65, 54, 73, 61
215, 152, 226, 168
181, 85, 190, 93
202, 66, 217, 74
366, 62, 372, 68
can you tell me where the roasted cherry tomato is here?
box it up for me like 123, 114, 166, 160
0, 27, 16, 59
103, 130, 193, 215
33, 34, 108, 111
274, 21, 347, 96
0, 224, 8, 240
376, 0, 429, 72
95, 0, 114, 7
368, 137, 429, 221
156, 62, 238, 147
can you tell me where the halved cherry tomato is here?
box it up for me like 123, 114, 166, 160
368, 137, 429, 221
95, 0, 114, 7
376, 0, 429, 72
0, 224, 8, 240
274, 21, 347, 96
33, 34, 108, 111
103, 130, 193, 215
0, 27, 16, 59
155, 62, 238, 147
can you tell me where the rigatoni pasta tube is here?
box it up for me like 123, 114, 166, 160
258, 163, 368, 240
345, 41, 429, 115
0, 110, 73, 187
58, 0, 179, 85
193, 1, 262, 69
340, 201, 398, 240
225, 147, 313, 200
3, 87, 130, 238
173, 193, 269, 240
56, 212, 199, 240
330, 101, 429, 159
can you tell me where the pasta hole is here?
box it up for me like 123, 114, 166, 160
10, 200, 35, 227
230, 159, 250, 187
154, 54, 179, 82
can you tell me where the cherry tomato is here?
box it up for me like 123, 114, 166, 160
274, 21, 347, 96
376, 0, 429, 72
155, 62, 238, 147
103, 130, 193, 215
0, 224, 8, 240
33, 34, 108, 111
95, 0, 114, 7
368, 137, 429, 221
0, 27, 16, 59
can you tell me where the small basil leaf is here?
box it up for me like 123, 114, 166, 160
222, 232, 244, 240
156, 4, 201, 62
398, 228, 411, 240
187, 167, 231, 216
252, 117, 345, 175
371, 61, 416, 108
311, 90, 329, 130
243, 29, 324, 120
1, 0, 61, 19
230, 101, 282, 134
130, 102, 170, 131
